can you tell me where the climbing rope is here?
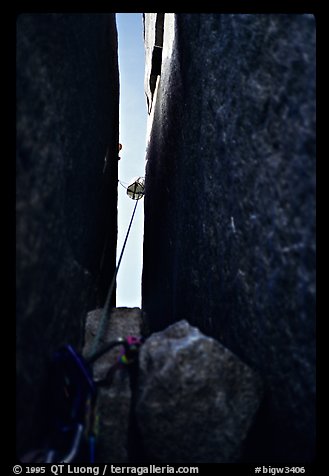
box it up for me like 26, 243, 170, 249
87, 176, 145, 360
118, 180, 129, 189
22, 334, 143, 463
20, 176, 145, 464
87, 198, 140, 361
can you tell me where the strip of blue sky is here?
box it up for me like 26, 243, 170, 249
116, 13, 147, 308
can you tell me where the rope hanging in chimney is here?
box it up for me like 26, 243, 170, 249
86, 177, 145, 361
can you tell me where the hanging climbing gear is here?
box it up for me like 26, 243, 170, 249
118, 336, 143, 365
119, 177, 145, 200
87, 177, 145, 362
90, 336, 143, 387
26, 345, 97, 464
126, 177, 145, 200
87, 336, 142, 367
23, 335, 143, 463
22, 175, 145, 463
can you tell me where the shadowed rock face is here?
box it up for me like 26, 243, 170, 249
83, 308, 143, 463
136, 320, 263, 463
142, 14, 315, 462
16, 14, 119, 456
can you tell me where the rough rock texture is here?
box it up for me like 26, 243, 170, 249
16, 14, 119, 456
136, 320, 263, 463
142, 14, 316, 462
83, 307, 143, 462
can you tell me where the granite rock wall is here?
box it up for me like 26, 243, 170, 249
142, 13, 316, 462
16, 13, 119, 455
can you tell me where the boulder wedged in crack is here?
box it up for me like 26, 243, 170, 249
135, 320, 263, 463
